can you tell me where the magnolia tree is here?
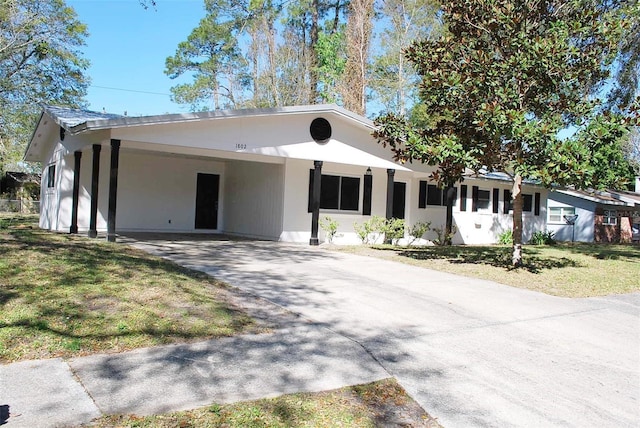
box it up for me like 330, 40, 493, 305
374, 0, 637, 266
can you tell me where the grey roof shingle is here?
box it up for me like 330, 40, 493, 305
43, 105, 123, 129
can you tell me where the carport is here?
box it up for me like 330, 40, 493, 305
26, 105, 413, 244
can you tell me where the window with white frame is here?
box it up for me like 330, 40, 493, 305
548, 206, 575, 223
602, 209, 617, 226
476, 189, 491, 210
47, 164, 56, 188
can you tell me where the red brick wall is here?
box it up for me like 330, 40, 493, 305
594, 206, 619, 243
620, 216, 632, 243
594, 206, 633, 243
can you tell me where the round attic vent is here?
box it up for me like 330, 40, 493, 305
310, 118, 331, 144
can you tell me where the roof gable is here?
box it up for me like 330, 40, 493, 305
553, 188, 640, 207
46, 104, 373, 135
24, 104, 384, 167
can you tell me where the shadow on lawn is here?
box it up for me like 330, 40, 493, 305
0, 228, 254, 360
553, 243, 640, 263
385, 245, 584, 274
1, 228, 215, 286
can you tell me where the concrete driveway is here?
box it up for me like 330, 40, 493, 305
126, 235, 639, 428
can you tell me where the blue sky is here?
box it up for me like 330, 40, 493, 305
68, 0, 206, 116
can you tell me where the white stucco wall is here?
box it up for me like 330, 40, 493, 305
279, 161, 549, 245
403, 179, 548, 245
115, 150, 226, 232
223, 160, 285, 239
280, 158, 393, 244
50, 148, 227, 234
39, 144, 64, 231
452, 182, 548, 245
39, 129, 112, 233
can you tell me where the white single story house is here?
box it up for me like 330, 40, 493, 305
548, 186, 640, 243
25, 104, 548, 245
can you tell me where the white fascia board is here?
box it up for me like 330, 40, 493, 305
554, 189, 632, 207
70, 104, 375, 135
23, 112, 46, 161
463, 172, 545, 189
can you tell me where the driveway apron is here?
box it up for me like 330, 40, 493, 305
125, 236, 640, 428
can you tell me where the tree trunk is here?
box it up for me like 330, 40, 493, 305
444, 184, 456, 245
309, 0, 320, 103
343, 0, 373, 115
267, 18, 279, 105
249, 29, 259, 104
512, 175, 523, 267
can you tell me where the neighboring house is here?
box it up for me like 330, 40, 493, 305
25, 105, 548, 245
548, 187, 640, 243
1, 171, 41, 198
0, 171, 41, 213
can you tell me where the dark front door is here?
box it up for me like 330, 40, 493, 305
195, 173, 219, 229
393, 182, 406, 219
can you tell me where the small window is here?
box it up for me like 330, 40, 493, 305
502, 191, 532, 212
548, 206, 575, 223
603, 209, 617, 226
476, 189, 491, 210
427, 184, 443, 206
47, 164, 56, 188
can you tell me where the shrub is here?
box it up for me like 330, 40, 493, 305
354, 216, 385, 244
498, 229, 513, 245
432, 224, 457, 246
530, 230, 555, 245
407, 221, 431, 246
383, 217, 406, 245
319, 216, 339, 243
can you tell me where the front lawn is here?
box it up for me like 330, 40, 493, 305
0, 214, 255, 363
89, 378, 441, 428
336, 243, 640, 297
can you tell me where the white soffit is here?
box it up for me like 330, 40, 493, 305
246, 140, 411, 171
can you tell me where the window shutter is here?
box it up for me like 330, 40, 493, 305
308, 169, 314, 213
503, 189, 511, 214
460, 185, 467, 211
418, 181, 427, 208
492, 188, 499, 213
363, 174, 372, 215
472, 186, 479, 212
534, 192, 541, 216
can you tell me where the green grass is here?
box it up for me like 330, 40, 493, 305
336, 243, 640, 297
88, 378, 441, 428
1, 215, 441, 426
0, 214, 255, 363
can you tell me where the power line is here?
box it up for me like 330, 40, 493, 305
90, 85, 171, 97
